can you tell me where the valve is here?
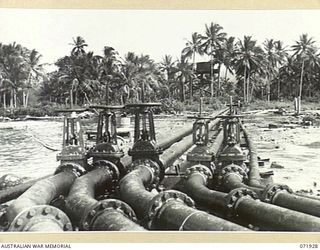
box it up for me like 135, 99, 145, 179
217, 97, 246, 166
55, 109, 88, 169
88, 105, 125, 169
186, 99, 217, 166
126, 103, 163, 163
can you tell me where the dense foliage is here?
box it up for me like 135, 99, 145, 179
1, 22, 320, 115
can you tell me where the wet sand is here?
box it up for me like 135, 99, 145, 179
243, 109, 320, 195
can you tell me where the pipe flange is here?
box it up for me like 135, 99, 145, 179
8, 205, 72, 232
81, 199, 137, 231
54, 162, 86, 177
146, 190, 195, 229
185, 164, 213, 184
262, 184, 293, 203
130, 159, 162, 190
225, 188, 259, 216
92, 160, 120, 189
218, 164, 248, 182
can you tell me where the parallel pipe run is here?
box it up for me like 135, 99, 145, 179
0, 110, 226, 205
7, 170, 77, 232
65, 161, 145, 231
183, 165, 320, 231
158, 124, 193, 151
159, 108, 228, 151
220, 164, 320, 220
161, 116, 223, 170
241, 124, 264, 188
261, 184, 320, 219
119, 164, 248, 231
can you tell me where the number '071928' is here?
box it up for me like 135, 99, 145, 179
300, 244, 318, 248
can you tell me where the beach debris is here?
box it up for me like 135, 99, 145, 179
270, 162, 285, 169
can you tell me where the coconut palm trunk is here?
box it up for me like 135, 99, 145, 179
190, 52, 196, 102
243, 67, 247, 103
70, 89, 73, 108
105, 81, 110, 105
299, 59, 305, 99
3, 92, 6, 109
217, 63, 222, 96
210, 46, 214, 98
277, 76, 281, 100
247, 71, 250, 102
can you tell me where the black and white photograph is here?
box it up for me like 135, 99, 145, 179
1, 5, 320, 237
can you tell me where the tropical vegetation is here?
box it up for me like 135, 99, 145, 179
1, 22, 320, 116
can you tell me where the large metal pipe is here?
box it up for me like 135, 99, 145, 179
119, 164, 249, 231
220, 164, 320, 220
183, 165, 320, 231
219, 164, 264, 194
6, 167, 78, 232
260, 184, 320, 219
0, 174, 52, 204
65, 160, 145, 231
158, 124, 193, 150
241, 124, 264, 188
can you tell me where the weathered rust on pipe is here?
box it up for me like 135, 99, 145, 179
65, 160, 145, 231
119, 164, 248, 231
241, 124, 264, 188
183, 165, 320, 231
6, 169, 77, 232
0, 174, 52, 204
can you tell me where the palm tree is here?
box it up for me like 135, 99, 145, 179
70, 36, 88, 56
201, 23, 226, 97
292, 34, 316, 99
176, 56, 194, 102
222, 36, 236, 83
182, 32, 203, 101
234, 36, 264, 103
24, 49, 44, 107
274, 40, 288, 99
263, 39, 277, 101
159, 55, 177, 99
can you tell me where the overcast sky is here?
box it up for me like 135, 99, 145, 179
1, 9, 320, 71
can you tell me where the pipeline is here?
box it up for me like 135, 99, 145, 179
6, 163, 85, 232
158, 109, 228, 151
0, 174, 52, 204
182, 165, 320, 231
218, 163, 320, 220
65, 160, 145, 231
241, 124, 264, 188
119, 163, 249, 231
1, 122, 207, 204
